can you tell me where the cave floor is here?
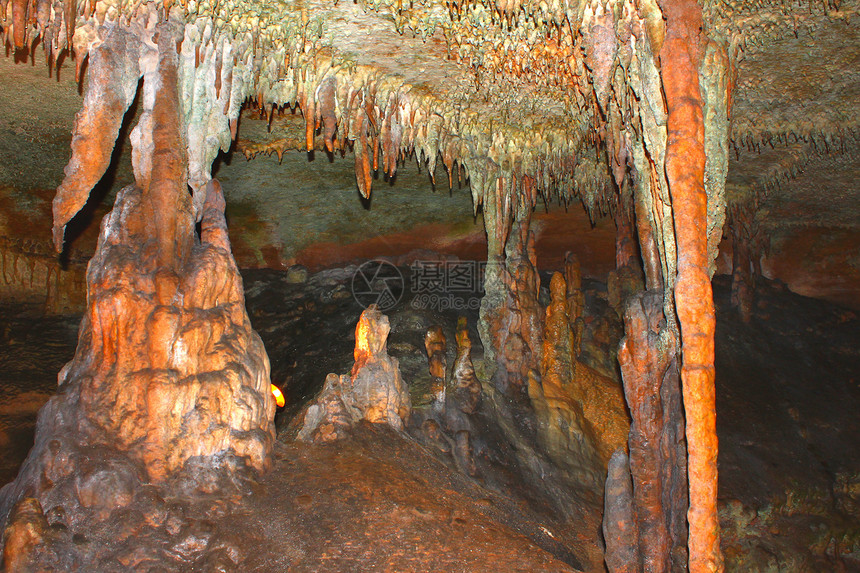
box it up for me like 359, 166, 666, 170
1, 266, 859, 570
237, 424, 586, 572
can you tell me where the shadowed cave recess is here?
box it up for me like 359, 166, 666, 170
0, 0, 858, 569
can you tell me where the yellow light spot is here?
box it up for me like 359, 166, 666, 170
271, 384, 285, 408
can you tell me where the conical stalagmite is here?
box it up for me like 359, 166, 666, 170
0, 24, 276, 566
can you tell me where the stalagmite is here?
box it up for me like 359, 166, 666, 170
0, 0, 852, 568
425, 325, 447, 406
614, 291, 687, 572
529, 272, 601, 485
659, 0, 722, 568
296, 306, 411, 442
537, 271, 629, 468
0, 22, 276, 565
603, 451, 638, 573
564, 252, 585, 357
451, 317, 482, 415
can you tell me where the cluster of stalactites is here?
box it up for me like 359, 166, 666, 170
703, 0, 858, 52
1, 0, 626, 221
2, 0, 732, 247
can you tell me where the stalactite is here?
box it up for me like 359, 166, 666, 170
52, 24, 141, 252
0, 0, 746, 566
700, 39, 732, 276
659, 0, 722, 568
10, 0, 27, 48
630, 140, 663, 291
609, 209, 646, 314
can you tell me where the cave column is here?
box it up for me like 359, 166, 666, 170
659, 0, 722, 569
478, 177, 542, 401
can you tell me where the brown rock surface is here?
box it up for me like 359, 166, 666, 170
564, 252, 586, 356
451, 317, 482, 415
533, 272, 629, 472
603, 451, 638, 573
424, 325, 447, 404
480, 206, 543, 401
530, 274, 600, 484
2, 498, 54, 572
0, 237, 86, 314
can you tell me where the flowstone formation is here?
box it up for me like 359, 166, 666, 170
0, 21, 275, 568
296, 306, 412, 442
530, 268, 629, 484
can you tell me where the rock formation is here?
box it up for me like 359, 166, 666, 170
3, 0, 803, 561
296, 306, 411, 442
603, 451, 638, 573
424, 325, 447, 406
661, 1, 723, 566
563, 252, 586, 358
605, 291, 688, 573
0, 22, 275, 567
450, 317, 482, 416
531, 271, 629, 479
480, 207, 544, 401
529, 273, 601, 485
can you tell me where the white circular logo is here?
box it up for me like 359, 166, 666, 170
351, 260, 404, 311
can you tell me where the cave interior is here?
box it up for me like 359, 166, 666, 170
0, 0, 858, 570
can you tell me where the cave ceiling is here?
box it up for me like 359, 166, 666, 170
0, 0, 858, 260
